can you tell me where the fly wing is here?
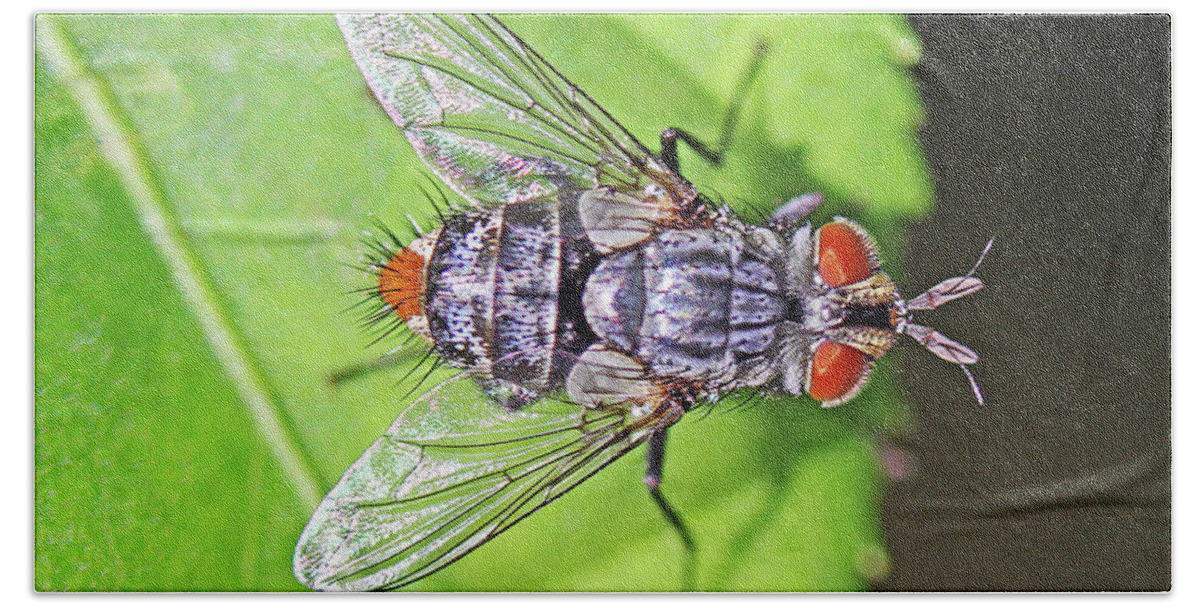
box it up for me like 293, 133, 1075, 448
294, 375, 665, 591
337, 14, 695, 209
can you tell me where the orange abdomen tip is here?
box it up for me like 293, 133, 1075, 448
818, 221, 875, 287
377, 248, 426, 320
808, 341, 869, 403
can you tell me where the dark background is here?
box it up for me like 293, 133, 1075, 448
878, 15, 1171, 591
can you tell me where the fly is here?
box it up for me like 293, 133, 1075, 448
294, 14, 990, 591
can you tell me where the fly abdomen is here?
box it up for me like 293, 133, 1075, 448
425, 196, 593, 391
491, 200, 564, 386
425, 212, 501, 369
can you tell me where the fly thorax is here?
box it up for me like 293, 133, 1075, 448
582, 220, 789, 390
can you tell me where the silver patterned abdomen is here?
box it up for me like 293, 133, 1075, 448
583, 224, 790, 390
424, 194, 597, 394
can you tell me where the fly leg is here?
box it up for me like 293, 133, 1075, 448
659, 40, 770, 175
645, 429, 698, 589
645, 430, 694, 551
327, 342, 436, 388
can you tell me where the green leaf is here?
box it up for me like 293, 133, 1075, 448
35, 14, 928, 591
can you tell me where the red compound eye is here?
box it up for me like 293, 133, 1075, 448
378, 248, 426, 319
818, 221, 875, 287
808, 341, 869, 403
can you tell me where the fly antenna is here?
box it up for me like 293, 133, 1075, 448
963, 237, 995, 279
953, 237, 992, 407
960, 363, 985, 406
904, 323, 984, 406
906, 237, 994, 312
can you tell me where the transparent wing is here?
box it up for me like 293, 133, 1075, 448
294, 375, 669, 591
336, 13, 695, 209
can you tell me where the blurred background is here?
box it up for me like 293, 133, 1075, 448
34, 14, 1169, 591
880, 14, 1170, 591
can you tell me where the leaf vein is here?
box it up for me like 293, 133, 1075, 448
36, 17, 322, 508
